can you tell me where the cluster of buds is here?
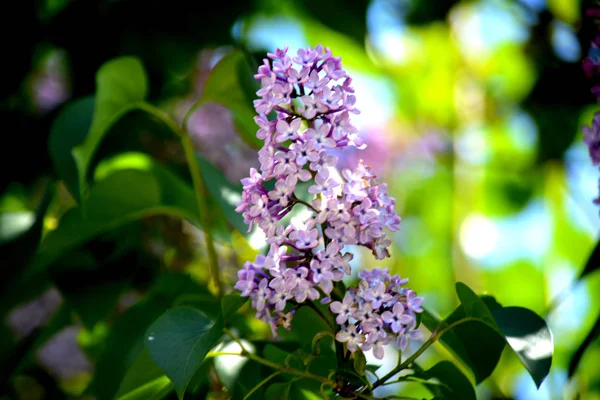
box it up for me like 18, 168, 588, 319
235, 45, 421, 359
331, 268, 423, 359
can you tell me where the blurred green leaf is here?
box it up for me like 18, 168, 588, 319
33, 166, 198, 273
51, 254, 132, 329
302, 18, 377, 73
190, 51, 260, 149
0, 184, 52, 292
72, 57, 148, 201
352, 347, 366, 376
578, 239, 600, 281
265, 383, 291, 400
297, 0, 368, 43
38, 0, 73, 21
230, 360, 269, 399
114, 348, 173, 400
91, 296, 171, 400
569, 311, 600, 378
418, 360, 476, 400
492, 306, 553, 388
197, 156, 246, 235
49, 96, 95, 200
265, 380, 323, 400
405, 0, 458, 25
263, 344, 293, 378
145, 306, 224, 400
221, 294, 248, 320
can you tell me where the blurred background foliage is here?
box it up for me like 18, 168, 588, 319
1, 0, 599, 399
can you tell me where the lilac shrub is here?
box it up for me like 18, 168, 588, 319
234, 45, 423, 360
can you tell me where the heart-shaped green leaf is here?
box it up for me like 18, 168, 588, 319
419, 361, 476, 400
191, 51, 260, 149
72, 57, 148, 200
49, 96, 95, 200
492, 306, 553, 388
145, 306, 224, 400
421, 307, 505, 384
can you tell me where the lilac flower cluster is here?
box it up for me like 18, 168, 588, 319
582, 8, 600, 208
582, 114, 600, 206
331, 268, 423, 359
235, 45, 405, 335
582, 7, 600, 100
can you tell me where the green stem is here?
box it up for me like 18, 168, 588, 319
331, 283, 345, 371
245, 352, 332, 384
137, 103, 183, 136
223, 328, 333, 385
295, 197, 317, 212
371, 317, 480, 389
307, 301, 335, 332
243, 371, 281, 400
205, 351, 246, 358
181, 130, 223, 298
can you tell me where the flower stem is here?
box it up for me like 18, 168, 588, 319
307, 301, 334, 332
371, 316, 481, 389
223, 328, 334, 385
294, 197, 317, 212
181, 133, 223, 297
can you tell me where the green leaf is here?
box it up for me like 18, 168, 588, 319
455, 282, 500, 329
420, 361, 476, 400
145, 306, 224, 400
425, 283, 553, 388
352, 347, 367, 376
193, 51, 260, 149
221, 295, 248, 320
228, 358, 268, 399
265, 380, 323, 400
265, 383, 291, 400
568, 312, 600, 377
90, 295, 173, 400
72, 57, 148, 200
263, 344, 294, 376
492, 306, 553, 388
311, 331, 333, 356
32, 166, 198, 273
421, 307, 505, 384
51, 248, 133, 329
285, 305, 330, 350
0, 184, 52, 291
115, 348, 173, 400
49, 96, 95, 199
88, 273, 208, 400
578, 239, 600, 280
197, 156, 246, 235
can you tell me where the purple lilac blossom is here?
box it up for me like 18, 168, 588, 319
331, 268, 423, 359
234, 46, 420, 356
582, 113, 600, 206
583, 113, 600, 166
